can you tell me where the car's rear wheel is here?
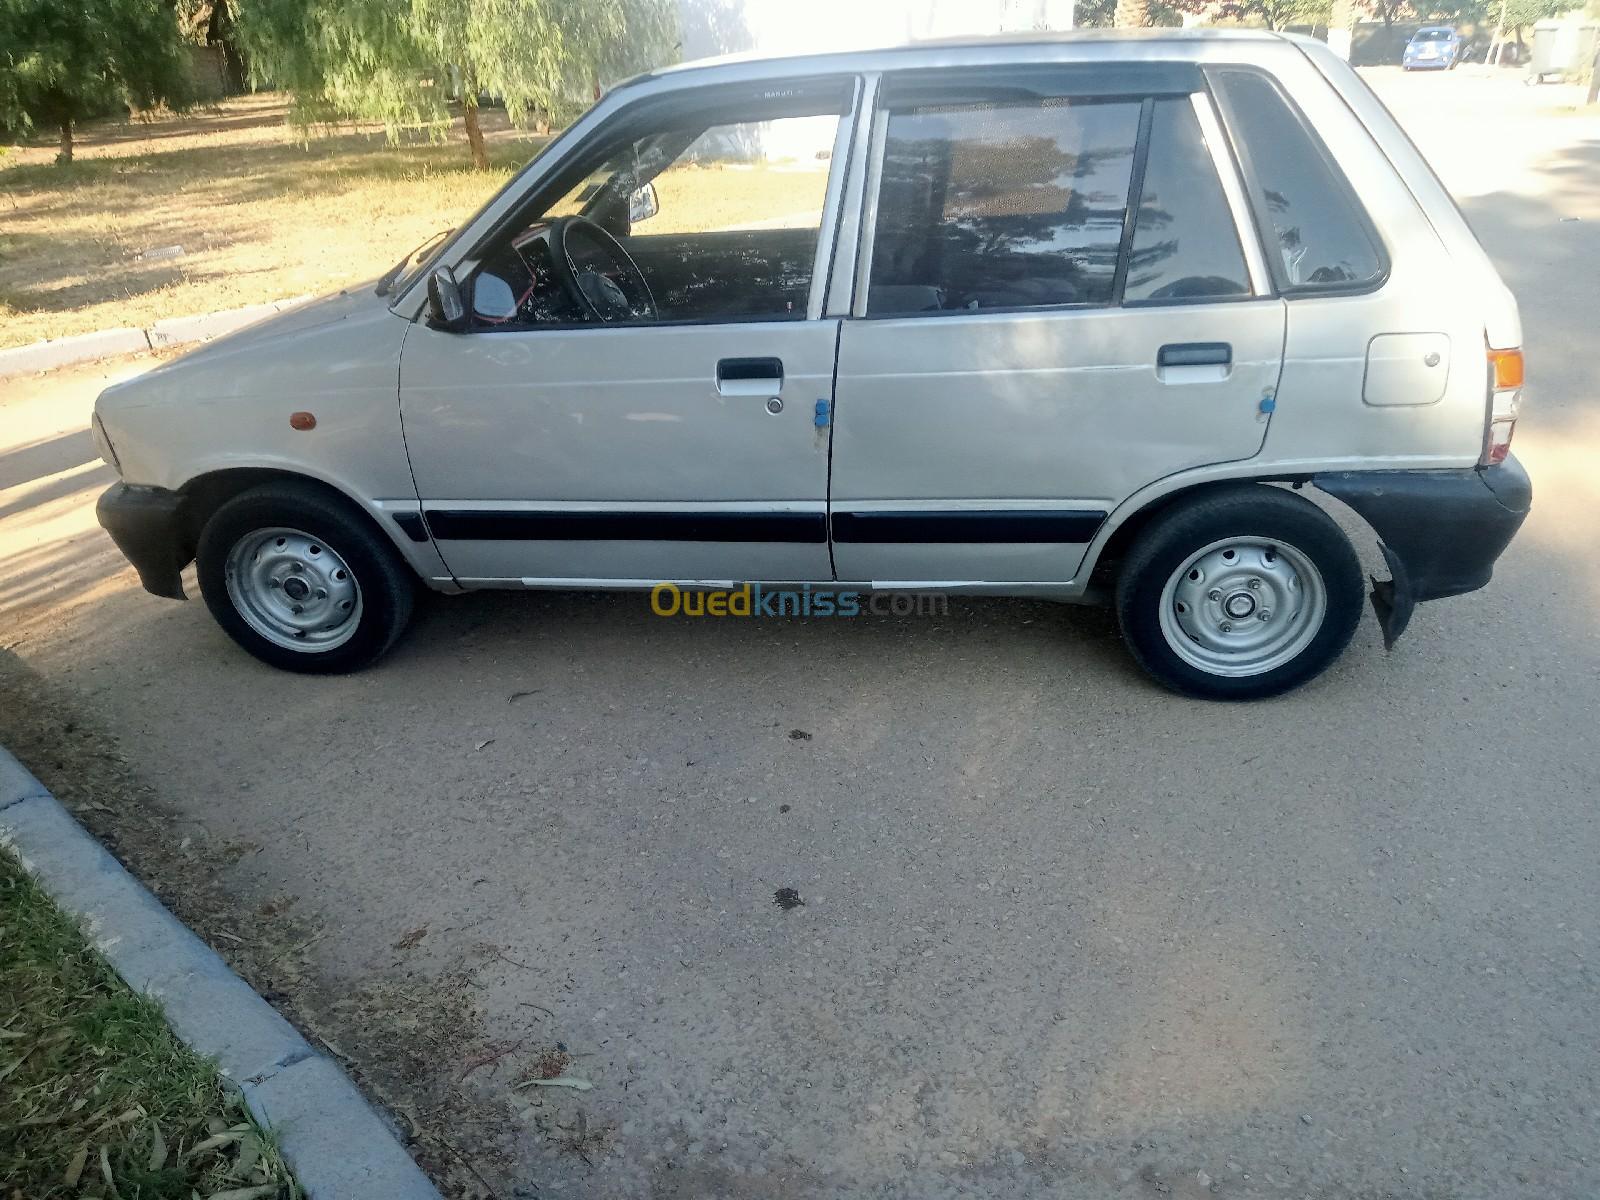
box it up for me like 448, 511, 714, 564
1115, 486, 1364, 700
196, 482, 415, 673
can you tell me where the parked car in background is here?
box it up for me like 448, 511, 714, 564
1403, 27, 1462, 70
93, 30, 1531, 699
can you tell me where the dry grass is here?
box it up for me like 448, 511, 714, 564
648, 160, 829, 233
0, 97, 836, 350
0, 95, 549, 350
0, 848, 299, 1198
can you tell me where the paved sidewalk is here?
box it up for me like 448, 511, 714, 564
0, 747, 440, 1200
0, 294, 312, 379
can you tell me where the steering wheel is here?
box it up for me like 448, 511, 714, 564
547, 216, 658, 323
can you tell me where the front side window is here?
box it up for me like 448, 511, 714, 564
471, 107, 841, 329
866, 98, 1140, 316
1208, 68, 1384, 293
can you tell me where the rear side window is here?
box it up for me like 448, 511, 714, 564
1125, 98, 1250, 303
1208, 68, 1384, 293
867, 98, 1140, 315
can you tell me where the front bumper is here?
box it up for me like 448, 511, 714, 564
96, 483, 191, 600
1314, 456, 1531, 648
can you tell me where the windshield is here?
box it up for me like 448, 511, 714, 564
1413, 28, 1452, 40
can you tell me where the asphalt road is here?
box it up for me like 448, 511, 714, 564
2, 68, 1598, 1199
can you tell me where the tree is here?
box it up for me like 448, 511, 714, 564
1081, 0, 1185, 25
237, 0, 678, 170
1204, 0, 1333, 29
1114, 0, 1150, 27
1479, 0, 1568, 59
1367, 0, 1410, 30
176, 0, 252, 92
0, 0, 195, 163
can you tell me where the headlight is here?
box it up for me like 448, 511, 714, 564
91, 413, 122, 476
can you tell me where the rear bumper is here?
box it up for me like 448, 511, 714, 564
96, 484, 191, 600
1314, 456, 1531, 647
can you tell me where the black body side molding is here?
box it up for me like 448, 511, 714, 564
831, 510, 1107, 544
423, 510, 829, 543
391, 512, 431, 542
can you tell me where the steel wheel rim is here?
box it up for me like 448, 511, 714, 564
224, 527, 363, 652
1157, 537, 1327, 678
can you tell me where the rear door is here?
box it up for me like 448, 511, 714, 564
828, 64, 1284, 587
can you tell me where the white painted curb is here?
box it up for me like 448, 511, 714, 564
0, 747, 442, 1200
0, 295, 314, 379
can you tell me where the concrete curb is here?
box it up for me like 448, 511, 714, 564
0, 294, 314, 379
0, 747, 441, 1200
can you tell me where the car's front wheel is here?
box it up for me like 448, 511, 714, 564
1115, 486, 1364, 700
196, 482, 415, 673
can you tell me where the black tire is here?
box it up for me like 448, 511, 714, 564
1114, 486, 1364, 701
196, 482, 416, 673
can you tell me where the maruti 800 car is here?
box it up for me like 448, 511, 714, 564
93, 30, 1531, 699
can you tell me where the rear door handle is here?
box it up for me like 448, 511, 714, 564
717, 356, 783, 396
1158, 342, 1232, 368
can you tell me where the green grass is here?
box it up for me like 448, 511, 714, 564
0, 848, 299, 1199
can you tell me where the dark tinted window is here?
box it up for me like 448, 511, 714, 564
1209, 69, 1383, 292
867, 98, 1140, 315
1125, 98, 1250, 303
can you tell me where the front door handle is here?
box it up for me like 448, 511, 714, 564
1158, 342, 1232, 368
716, 356, 783, 396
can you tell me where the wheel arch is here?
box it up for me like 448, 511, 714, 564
176, 467, 445, 584
1085, 475, 1316, 597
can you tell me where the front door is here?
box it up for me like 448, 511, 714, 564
399, 83, 855, 585
830, 70, 1285, 587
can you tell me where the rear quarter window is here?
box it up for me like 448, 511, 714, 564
1207, 67, 1385, 295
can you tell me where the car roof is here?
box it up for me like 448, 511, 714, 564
643, 27, 1292, 85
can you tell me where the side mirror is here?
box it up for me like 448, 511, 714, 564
473, 272, 517, 323
426, 266, 468, 332
628, 182, 659, 225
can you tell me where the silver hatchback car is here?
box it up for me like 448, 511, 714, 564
94, 30, 1530, 699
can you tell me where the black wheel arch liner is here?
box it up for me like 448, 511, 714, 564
1312, 455, 1531, 649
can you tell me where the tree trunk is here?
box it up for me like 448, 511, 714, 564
1488, 0, 1510, 65
1587, 42, 1600, 104
1114, 0, 1148, 28
463, 98, 489, 171
56, 120, 73, 165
